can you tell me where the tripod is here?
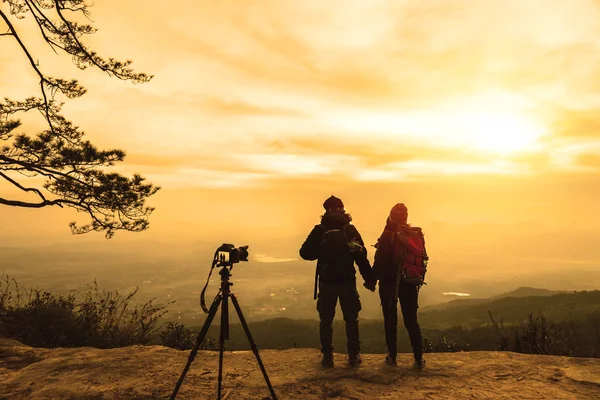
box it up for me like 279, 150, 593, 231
170, 263, 278, 400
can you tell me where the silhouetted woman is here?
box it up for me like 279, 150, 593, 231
372, 203, 427, 368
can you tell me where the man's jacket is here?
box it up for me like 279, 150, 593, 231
299, 211, 374, 283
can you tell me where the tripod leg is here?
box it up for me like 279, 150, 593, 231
231, 294, 278, 400
217, 293, 228, 400
170, 294, 222, 400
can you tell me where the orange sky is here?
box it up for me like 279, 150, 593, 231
1, 0, 600, 254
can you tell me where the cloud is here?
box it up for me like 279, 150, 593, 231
547, 139, 600, 173
7, 0, 600, 190
576, 153, 600, 169
354, 159, 525, 182
155, 0, 600, 109
549, 108, 600, 139
142, 168, 270, 189
119, 149, 531, 188
200, 97, 304, 117
233, 153, 352, 177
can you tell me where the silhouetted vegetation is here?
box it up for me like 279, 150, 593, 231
159, 322, 217, 350
422, 335, 470, 353
1, 275, 598, 358
0, 275, 170, 348
488, 311, 600, 358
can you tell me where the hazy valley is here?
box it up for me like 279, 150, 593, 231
2, 222, 600, 327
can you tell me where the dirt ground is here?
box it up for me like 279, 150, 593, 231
1, 338, 598, 399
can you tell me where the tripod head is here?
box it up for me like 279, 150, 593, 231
218, 264, 233, 289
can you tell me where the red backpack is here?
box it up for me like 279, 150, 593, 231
391, 225, 428, 286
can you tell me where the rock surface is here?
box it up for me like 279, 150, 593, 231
1, 338, 599, 399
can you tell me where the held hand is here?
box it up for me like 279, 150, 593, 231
363, 280, 377, 292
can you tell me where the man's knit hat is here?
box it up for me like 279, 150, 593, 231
323, 195, 344, 210
389, 203, 408, 224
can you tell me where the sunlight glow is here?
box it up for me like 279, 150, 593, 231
448, 111, 546, 154
324, 109, 547, 155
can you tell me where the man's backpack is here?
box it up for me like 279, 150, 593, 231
317, 223, 355, 280
392, 225, 428, 286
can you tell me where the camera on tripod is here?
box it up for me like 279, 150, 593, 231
216, 243, 249, 265
171, 241, 278, 400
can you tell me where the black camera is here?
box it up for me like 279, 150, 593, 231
216, 243, 249, 265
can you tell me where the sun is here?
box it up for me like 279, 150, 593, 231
446, 111, 546, 155
322, 105, 547, 156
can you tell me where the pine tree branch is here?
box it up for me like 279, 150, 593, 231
0, 154, 88, 187
25, 0, 62, 34
0, 171, 48, 202
54, 1, 152, 83
0, 197, 64, 208
24, 0, 63, 55
54, 0, 113, 76
0, 9, 54, 133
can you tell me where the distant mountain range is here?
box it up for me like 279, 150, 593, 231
421, 287, 566, 312
492, 286, 564, 299
417, 289, 599, 329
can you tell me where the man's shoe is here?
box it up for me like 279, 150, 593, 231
385, 354, 397, 366
348, 353, 362, 367
414, 358, 425, 370
321, 354, 334, 368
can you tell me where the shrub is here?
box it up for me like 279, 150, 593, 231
77, 281, 171, 347
0, 274, 171, 348
423, 335, 470, 353
159, 322, 217, 350
489, 310, 600, 358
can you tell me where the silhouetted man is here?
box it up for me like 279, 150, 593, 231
299, 195, 376, 368
373, 203, 427, 368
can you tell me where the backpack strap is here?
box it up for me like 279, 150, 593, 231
391, 230, 406, 307
314, 224, 325, 300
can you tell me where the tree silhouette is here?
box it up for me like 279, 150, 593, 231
0, 0, 159, 238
